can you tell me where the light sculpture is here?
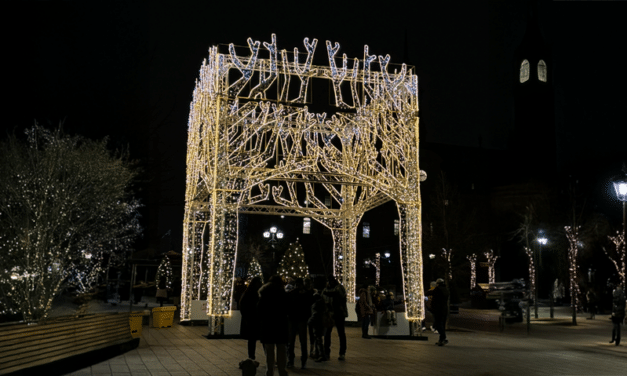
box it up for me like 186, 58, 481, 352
182, 35, 423, 331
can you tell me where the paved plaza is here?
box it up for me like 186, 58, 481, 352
64, 306, 626, 376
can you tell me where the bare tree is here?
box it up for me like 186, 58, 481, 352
0, 125, 141, 321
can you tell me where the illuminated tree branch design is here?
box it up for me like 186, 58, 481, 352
183, 35, 423, 329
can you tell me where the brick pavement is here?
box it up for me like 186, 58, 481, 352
66, 306, 626, 376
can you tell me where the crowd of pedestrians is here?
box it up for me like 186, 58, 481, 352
239, 274, 349, 376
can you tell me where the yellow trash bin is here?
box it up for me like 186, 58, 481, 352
152, 306, 176, 329
130, 311, 144, 338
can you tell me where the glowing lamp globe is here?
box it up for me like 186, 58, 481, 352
537, 237, 548, 245
613, 178, 627, 202
263, 231, 271, 238
276, 232, 284, 239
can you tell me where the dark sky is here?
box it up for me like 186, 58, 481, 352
4, 0, 627, 248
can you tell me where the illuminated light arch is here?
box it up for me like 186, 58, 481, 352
182, 35, 424, 332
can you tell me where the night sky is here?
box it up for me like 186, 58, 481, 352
4, 1, 627, 255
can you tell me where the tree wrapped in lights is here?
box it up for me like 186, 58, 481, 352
602, 231, 625, 289
247, 257, 263, 280
523, 246, 536, 295
156, 255, 173, 289
183, 34, 423, 330
0, 125, 141, 321
484, 249, 499, 285
441, 248, 453, 281
467, 253, 477, 289
277, 241, 308, 280
564, 225, 581, 323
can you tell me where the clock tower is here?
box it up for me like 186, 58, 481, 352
509, 1, 555, 183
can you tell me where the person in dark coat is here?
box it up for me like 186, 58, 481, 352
357, 287, 374, 338
239, 276, 263, 360
257, 275, 289, 376
286, 277, 315, 369
322, 275, 348, 360
610, 286, 625, 346
308, 291, 327, 362
304, 277, 317, 358
425, 278, 449, 346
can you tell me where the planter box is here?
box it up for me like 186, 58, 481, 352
0, 312, 138, 375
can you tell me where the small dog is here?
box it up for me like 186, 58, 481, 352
239, 358, 260, 376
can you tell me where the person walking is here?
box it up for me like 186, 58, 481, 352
239, 276, 263, 360
357, 287, 374, 338
322, 275, 348, 361
610, 286, 625, 346
308, 291, 327, 362
286, 278, 314, 369
426, 278, 449, 346
257, 275, 289, 376
304, 277, 317, 358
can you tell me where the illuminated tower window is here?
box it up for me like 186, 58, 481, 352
363, 222, 370, 238
303, 217, 311, 234
520, 59, 529, 83
394, 219, 399, 236
537, 60, 547, 82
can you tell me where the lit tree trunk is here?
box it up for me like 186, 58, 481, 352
565, 226, 581, 325
603, 231, 626, 289
467, 254, 477, 289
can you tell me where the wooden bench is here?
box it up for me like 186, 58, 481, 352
0, 312, 139, 375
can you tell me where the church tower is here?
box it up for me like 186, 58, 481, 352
509, 1, 555, 182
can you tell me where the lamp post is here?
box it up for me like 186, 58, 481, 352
613, 165, 627, 238
263, 226, 284, 274
535, 235, 548, 319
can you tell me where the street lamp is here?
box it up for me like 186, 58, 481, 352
613, 166, 627, 237
263, 226, 284, 275
263, 226, 284, 247
535, 234, 548, 318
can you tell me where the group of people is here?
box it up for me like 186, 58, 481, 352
238, 274, 348, 376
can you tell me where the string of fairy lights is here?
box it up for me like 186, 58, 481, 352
182, 34, 423, 326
